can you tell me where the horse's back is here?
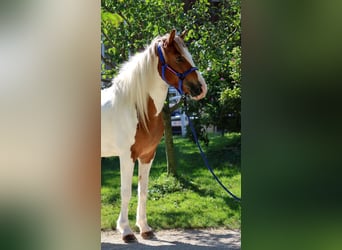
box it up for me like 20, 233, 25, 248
101, 85, 138, 158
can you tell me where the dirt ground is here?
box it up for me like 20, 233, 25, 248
101, 228, 241, 249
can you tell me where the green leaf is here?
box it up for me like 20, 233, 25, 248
101, 10, 123, 27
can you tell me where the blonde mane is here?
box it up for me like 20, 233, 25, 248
112, 37, 164, 130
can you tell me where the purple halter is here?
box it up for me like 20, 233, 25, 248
157, 44, 198, 95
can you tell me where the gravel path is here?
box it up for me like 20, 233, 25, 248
101, 228, 240, 249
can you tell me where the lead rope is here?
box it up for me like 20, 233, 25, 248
157, 44, 241, 201
183, 96, 241, 202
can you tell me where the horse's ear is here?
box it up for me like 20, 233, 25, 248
180, 29, 188, 40
164, 29, 176, 47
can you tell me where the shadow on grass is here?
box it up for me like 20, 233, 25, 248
102, 133, 241, 183
101, 133, 241, 229
101, 157, 137, 189
101, 133, 241, 201
175, 175, 240, 211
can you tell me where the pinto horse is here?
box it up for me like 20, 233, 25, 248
101, 29, 207, 242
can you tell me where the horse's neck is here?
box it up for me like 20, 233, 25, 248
112, 44, 169, 116
148, 77, 168, 115
145, 48, 169, 115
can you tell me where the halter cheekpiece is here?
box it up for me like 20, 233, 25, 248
157, 44, 198, 95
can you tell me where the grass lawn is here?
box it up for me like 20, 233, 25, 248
101, 132, 241, 231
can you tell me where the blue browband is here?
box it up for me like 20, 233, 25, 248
157, 44, 198, 95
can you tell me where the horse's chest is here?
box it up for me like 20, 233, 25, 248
130, 97, 164, 163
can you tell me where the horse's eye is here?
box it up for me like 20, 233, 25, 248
176, 56, 184, 63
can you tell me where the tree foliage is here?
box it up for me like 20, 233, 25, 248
101, 0, 241, 134
101, 0, 185, 81
185, 0, 241, 135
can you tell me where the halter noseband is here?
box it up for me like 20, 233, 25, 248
157, 44, 198, 95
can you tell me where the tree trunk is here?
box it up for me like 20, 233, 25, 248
162, 94, 177, 176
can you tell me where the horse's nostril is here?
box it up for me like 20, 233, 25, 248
185, 81, 203, 97
190, 83, 202, 97
197, 83, 202, 92
196, 83, 202, 94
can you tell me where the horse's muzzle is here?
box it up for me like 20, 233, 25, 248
185, 81, 201, 96
187, 81, 207, 100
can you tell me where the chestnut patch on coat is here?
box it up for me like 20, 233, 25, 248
130, 97, 164, 163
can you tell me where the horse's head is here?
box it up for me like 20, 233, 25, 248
157, 29, 207, 100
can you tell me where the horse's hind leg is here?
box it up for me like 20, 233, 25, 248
117, 154, 137, 243
136, 156, 154, 239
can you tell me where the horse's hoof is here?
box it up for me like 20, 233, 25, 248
141, 231, 155, 239
122, 234, 137, 243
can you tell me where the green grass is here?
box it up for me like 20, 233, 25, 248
101, 132, 241, 231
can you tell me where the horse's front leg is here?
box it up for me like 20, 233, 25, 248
136, 157, 154, 239
117, 154, 136, 243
